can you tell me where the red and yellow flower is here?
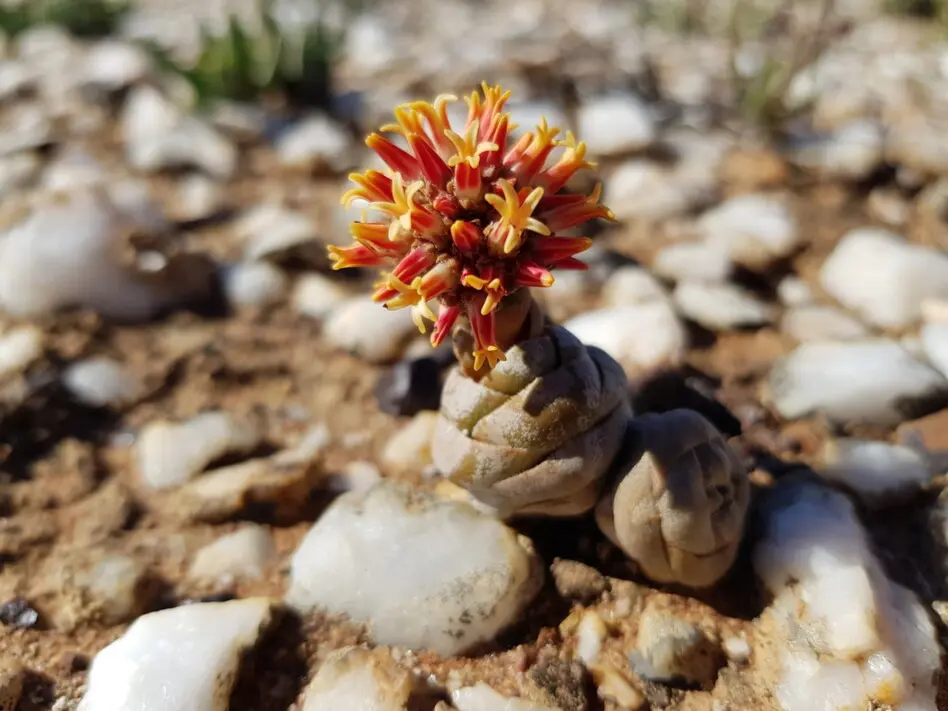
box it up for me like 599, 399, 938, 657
329, 83, 614, 373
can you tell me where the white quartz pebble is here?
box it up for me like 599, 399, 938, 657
766, 340, 948, 426
137, 412, 261, 490
78, 598, 273, 711
820, 228, 948, 329
286, 481, 542, 656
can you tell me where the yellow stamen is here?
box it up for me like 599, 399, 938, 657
382, 275, 422, 310
484, 180, 551, 254
473, 347, 505, 372
445, 120, 498, 169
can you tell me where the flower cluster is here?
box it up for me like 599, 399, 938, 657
329, 83, 613, 372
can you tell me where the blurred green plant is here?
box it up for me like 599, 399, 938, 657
0, 0, 130, 38
727, 0, 837, 138
148, 0, 366, 110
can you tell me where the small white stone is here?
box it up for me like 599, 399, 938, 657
137, 412, 261, 490
888, 118, 948, 177
820, 228, 948, 329
867, 188, 910, 227
601, 266, 670, 308
276, 114, 354, 173
781, 306, 869, 343
222, 261, 288, 309
169, 175, 225, 223
722, 636, 751, 663
564, 303, 687, 378
0, 326, 42, 380
0, 189, 174, 320
451, 684, 559, 711
380, 411, 438, 478
789, 121, 885, 181
237, 204, 321, 263
121, 85, 181, 152
78, 598, 273, 711
326, 460, 383, 494
0, 103, 52, 155
324, 296, 418, 364
577, 95, 656, 157
755, 480, 940, 710
344, 15, 398, 75
0, 60, 34, 101
208, 101, 266, 142
776, 276, 813, 308
652, 242, 731, 283
699, 195, 799, 271
292, 273, 351, 320
921, 323, 948, 378
576, 610, 607, 665
607, 159, 714, 223
286, 481, 543, 656
301, 647, 412, 711
62, 356, 142, 407
820, 438, 931, 508
189, 525, 275, 583
41, 148, 108, 192
766, 340, 948, 426
674, 282, 775, 331
128, 115, 238, 179
81, 41, 151, 93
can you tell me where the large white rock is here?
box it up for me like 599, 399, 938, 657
286, 481, 543, 656
0, 189, 177, 320
766, 340, 948, 426
820, 228, 948, 329
699, 194, 799, 271
563, 303, 686, 379
755, 481, 940, 711
576, 95, 656, 157
137, 412, 261, 490
673, 282, 775, 331
301, 647, 412, 711
819, 438, 932, 508
323, 296, 419, 364
78, 598, 273, 711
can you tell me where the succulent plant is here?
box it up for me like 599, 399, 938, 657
595, 409, 750, 588
0, 0, 130, 38
433, 316, 630, 518
328, 83, 614, 377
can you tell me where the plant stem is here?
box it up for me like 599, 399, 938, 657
451, 289, 545, 381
